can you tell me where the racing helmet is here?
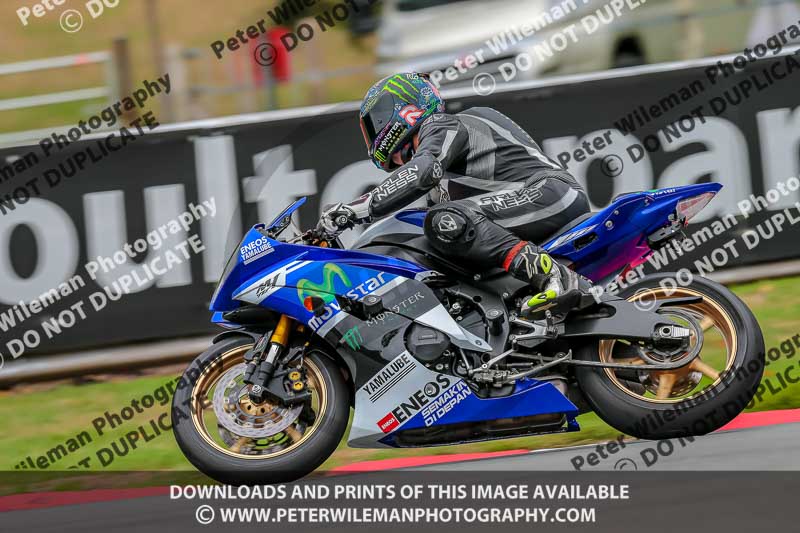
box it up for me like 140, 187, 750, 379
359, 72, 445, 170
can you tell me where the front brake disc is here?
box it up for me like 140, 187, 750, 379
212, 363, 303, 439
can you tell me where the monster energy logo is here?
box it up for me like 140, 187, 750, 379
342, 327, 363, 350
297, 263, 352, 304
383, 75, 418, 103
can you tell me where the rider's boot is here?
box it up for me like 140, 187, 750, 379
503, 241, 593, 318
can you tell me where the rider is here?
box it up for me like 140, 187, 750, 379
318, 72, 593, 316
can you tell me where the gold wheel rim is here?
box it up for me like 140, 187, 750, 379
190, 345, 328, 459
598, 287, 737, 404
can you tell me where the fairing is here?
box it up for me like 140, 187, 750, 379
208, 183, 721, 448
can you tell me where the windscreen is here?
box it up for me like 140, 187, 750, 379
266, 197, 307, 230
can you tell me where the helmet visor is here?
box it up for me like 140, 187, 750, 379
360, 92, 396, 148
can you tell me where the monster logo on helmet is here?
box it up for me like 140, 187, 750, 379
359, 72, 445, 170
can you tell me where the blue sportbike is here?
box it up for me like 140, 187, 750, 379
173, 182, 764, 484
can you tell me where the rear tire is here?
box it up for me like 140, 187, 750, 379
575, 274, 764, 439
172, 337, 350, 485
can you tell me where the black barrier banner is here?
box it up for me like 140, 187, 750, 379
2, 471, 799, 532
1, 50, 799, 355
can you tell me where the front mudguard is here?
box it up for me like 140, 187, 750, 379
212, 329, 262, 345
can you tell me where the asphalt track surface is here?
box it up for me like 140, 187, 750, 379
417, 422, 800, 471
3, 419, 799, 533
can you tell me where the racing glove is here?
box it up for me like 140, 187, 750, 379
317, 202, 364, 237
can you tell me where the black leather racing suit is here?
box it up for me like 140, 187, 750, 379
347, 107, 590, 272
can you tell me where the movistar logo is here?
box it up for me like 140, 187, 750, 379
297, 263, 352, 304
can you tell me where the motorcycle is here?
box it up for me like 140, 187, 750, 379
172, 182, 764, 484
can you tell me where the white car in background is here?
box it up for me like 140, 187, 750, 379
376, 0, 800, 87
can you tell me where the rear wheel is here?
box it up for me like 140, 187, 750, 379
575, 274, 764, 439
172, 337, 350, 485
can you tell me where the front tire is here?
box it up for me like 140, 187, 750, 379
575, 274, 765, 440
172, 336, 350, 485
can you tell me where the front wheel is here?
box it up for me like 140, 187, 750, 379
172, 336, 350, 485
575, 274, 765, 440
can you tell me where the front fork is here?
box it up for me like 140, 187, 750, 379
243, 314, 293, 403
